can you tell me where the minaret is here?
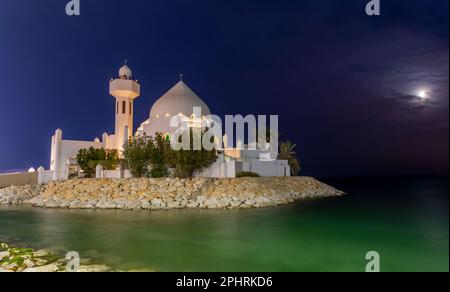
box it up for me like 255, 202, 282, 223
109, 62, 140, 151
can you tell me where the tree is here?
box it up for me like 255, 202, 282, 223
121, 131, 218, 179
148, 133, 170, 178
166, 129, 218, 178
278, 141, 301, 176
76, 147, 119, 178
122, 135, 153, 178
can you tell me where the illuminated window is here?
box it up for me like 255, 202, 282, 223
165, 133, 170, 142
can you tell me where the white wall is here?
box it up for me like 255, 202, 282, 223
96, 169, 132, 179
37, 169, 58, 185
0, 172, 37, 188
50, 129, 104, 178
248, 159, 290, 177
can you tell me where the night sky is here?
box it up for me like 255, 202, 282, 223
0, 0, 448, 177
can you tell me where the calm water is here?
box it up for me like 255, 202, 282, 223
0, 178, 448, 272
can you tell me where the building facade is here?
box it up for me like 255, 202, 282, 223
44, 64, 290, 183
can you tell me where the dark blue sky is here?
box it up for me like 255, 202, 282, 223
0, 0, 448, 176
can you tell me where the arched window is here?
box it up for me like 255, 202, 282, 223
122, 101, 126, 114
165, 133, 170, 142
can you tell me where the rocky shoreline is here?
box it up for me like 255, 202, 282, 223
0, 242, 112, 272
0, 177, 344, 210
0, 184, 45, 205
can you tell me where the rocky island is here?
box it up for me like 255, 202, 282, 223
0, 177, 343, 210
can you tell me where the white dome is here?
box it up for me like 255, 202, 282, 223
119, 65, 132, 79
150, 81, 211, 118
137, 81, 211, 137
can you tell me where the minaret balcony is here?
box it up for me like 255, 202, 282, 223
109, 79, 140, 99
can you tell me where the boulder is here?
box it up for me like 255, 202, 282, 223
77, 265, 111, 272
24, 264, 59, 272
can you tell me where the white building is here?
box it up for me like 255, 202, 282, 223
43, 64, 290, 183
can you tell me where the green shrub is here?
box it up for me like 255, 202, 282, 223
76, 147, 119, 178
123, 130, 218, 179
122, 135, 153, 178
236, 171, 260, 178
165, 129, 218, 178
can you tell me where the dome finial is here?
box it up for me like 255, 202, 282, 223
179, 73, 184, 82
119, 61, 132, 79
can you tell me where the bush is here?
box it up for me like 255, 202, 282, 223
122, 135, 153, 178
165, 129, 218, 178
123, 130, 218, 179
149, 133, 169, 178
236, 171, 260, 178
76, 147, 119, 178
150, 164, 168, 178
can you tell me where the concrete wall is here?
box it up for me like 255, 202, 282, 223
0, 172, 38, 188
50, 129, 104, 179
96, 169, 132, 179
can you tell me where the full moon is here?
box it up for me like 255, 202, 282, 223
418, 90, 427, 99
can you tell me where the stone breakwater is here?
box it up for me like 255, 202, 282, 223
12, 177, 344, 210
0, 185, 46, 205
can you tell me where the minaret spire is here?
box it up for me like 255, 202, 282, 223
110, 63, 140, 153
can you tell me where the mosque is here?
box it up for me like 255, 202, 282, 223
43, 64, 290, 182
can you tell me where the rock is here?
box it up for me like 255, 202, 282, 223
230, 200, 242, 208
32, 250, 51, 257
167, 201, 180, 209
254, 196, 273, 207
3, 263, 18, 271
77, 265, 111, 272
0, 185, 45, 205
3, 177, 343, 210
0, 268, 13, 272
204, 198, 219, 209
141, 200, 151, 209
23, 259, 35, 268
0, 251, 10, 261
23, 264, 59, 272
187, 201, 199, 208
151, 198, 164, 209
196, 195, 207, 203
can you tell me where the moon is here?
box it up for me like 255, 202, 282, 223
418, 90, 427, 99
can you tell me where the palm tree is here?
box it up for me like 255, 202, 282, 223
278, 141, 301, 176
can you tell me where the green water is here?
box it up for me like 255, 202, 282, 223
0, 178, 448, 272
